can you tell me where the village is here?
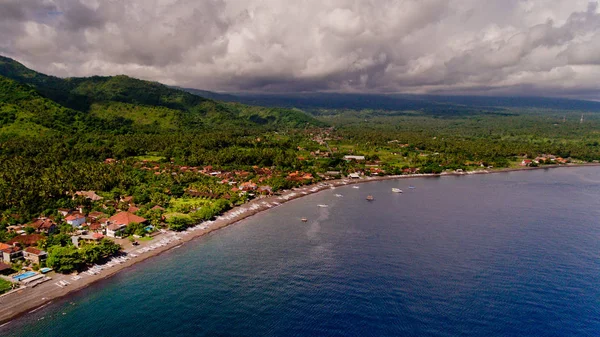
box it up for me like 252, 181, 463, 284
0, 151, 373, 294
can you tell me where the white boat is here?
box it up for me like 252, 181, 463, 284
392, 188, 403, 193
352, 186, 360, 189
318, 204, 329, 208
335, 194, 343, 197
409, 186, 416, 189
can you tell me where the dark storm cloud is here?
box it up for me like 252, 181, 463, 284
2, 0, 600, 98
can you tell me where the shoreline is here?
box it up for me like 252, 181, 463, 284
1, 163, 599, 326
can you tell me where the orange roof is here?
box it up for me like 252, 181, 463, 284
7, 234, 44, 246
89, 223, 102, 230
1, 246, 20, 254
65, 213, 85, 221
24, 247, 44, 255
109, 212, 147, 226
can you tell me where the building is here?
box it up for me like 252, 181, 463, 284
72, 233, 104, 248
65, 213, 87, 227
348, 173, 361, 179
58, 208, 72, 217
106, 212, 147, 238
0, 262, 11, 275
106, 223, 127, 238
128, 206, 140, 213
6, 234, 44, 247
23, 247, 47, 265
28, 218, 57, 234
520, 159, 533, 166
257, 186, 273, 195
75, 191, 103, 201
344, 155, 366, 161
240, 182, 258, 192
87, 211, 107, 220
0, 243, 22, 264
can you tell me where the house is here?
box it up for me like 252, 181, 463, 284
0, 243, 22, 264
240, 182, 258, 192
0, 262, 12, 275
87, 211, 106, 220
257, 186, 273, 195
106, 212, 147, 238
65, 213, 87, 227
7, 225, 25, 234
344, 155, 366, 161
151, 205, 165, 211
23, 247, 47, 265
520, 159, 533, 166
75, 191, 103, 201
58, 208, 72, 217
106, 223, 127, 238
28, 218, 57, 234
88, 222, 103, 233
348, 173, 361, 179
7, 234, 44, 247
128, 206, 140, 213
73, 233, 104, 248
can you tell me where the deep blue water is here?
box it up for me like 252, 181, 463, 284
2, 167, 600, 337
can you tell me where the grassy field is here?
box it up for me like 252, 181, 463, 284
167, 197, 214, 213
0, 278, 14, 294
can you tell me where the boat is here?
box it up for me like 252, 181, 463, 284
301, 218, 308, 222
352, 186, 360, 189
409, 186, 416, 189
392, 188, 403, 193
366, 195, 374, 201
335, 194, 343, 197
318, 204, 329, 208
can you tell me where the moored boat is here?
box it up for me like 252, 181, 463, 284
301, 217, 308, 222
366, 195, 374, 201
392, 188, 403, 193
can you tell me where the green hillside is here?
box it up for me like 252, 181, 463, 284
0, 75, 84, 136
0, 56, 325, 135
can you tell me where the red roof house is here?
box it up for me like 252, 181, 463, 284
108, 212, 147, 226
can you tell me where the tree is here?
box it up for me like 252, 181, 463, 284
167, 216, 192, 231
46, 245, 82, 273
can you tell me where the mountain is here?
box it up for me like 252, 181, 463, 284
0, 56, 324, 136
178, 90, 600, 115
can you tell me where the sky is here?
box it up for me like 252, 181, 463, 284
2, 0, 600, 98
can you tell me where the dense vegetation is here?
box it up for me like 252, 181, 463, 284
45, 238, 121, 273
0, 278, 13, 295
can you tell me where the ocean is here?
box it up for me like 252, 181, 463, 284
2, 167, 600, 336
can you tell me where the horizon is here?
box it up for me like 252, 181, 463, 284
6, 53, 600, 104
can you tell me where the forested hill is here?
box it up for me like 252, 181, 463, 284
0, 56, 324, 136
179, 90, 600, 114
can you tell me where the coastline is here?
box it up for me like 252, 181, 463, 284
1, 163, 599, 326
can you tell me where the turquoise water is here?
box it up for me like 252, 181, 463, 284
2, 167, 600, 336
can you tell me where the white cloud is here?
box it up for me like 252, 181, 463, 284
1, 0, 600, 97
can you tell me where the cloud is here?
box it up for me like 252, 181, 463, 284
2, 0, 600, 97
